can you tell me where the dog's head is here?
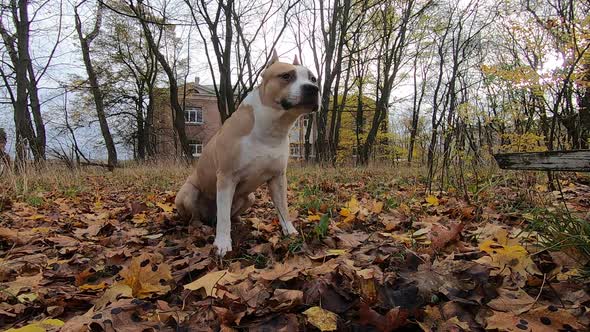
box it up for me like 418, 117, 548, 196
259, 50, 320, 114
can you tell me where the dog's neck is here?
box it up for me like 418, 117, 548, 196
242, 88, 300, 143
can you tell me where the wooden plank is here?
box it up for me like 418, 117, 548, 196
494, 150, 590, 172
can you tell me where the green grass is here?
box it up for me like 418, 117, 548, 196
297, 184, 323, 211
25, 195, 44, 207
526, 207, 590, 262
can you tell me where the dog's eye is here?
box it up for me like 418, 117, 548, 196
280, 73, 292, 81
310, 76, 317, 83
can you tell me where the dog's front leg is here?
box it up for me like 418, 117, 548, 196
214, 174, 236, 256
269, 173, 298, 236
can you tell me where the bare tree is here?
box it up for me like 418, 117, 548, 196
124, 0, 193, 160
0, 0, 63, 167
184, 0, 300, 122
74, 0, 118, 168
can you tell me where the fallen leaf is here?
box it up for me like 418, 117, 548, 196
5, 319, 64, 332
478, 233, 538, 277
156, 202, 174, 213
430, 221, 464, 250
184, 270, 228, 298
119, 253, 172, 298
358, 302, 408, 332
485, 305, 584, 331
269, 289, 303, 311
370, 201, 383, 214
487, 287, 535, 314
94, 283, 133, 309
425, 195, 439, 206
303, 306, 338, 331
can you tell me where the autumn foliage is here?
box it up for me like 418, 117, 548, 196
0, 165, 589, 331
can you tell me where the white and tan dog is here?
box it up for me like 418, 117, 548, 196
175, 51, 320, 256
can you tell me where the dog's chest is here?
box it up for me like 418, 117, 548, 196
234, 135, 288, 193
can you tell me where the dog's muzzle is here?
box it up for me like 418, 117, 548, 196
281, 84, 320, 111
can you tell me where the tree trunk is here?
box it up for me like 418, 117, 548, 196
75, 1, 118, 168
130, 0, 192, 160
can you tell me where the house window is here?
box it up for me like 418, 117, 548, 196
290, 143, 301, 157
189, 140, 203, 157
303, 118, 309, 128
185, 108, 203, 124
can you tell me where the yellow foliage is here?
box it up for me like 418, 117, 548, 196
500, 133, 547, 152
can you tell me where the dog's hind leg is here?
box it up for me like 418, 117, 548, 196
175, 182, 201, 224
231, 193, 255, 219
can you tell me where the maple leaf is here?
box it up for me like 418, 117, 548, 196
487, 287, 535, 314
425, 195, 439, 206
477, 231, 539, 277
156, 202, 174, 213
303, 306, 338, 331
429, 221, 464, 251
5, 319, 64, 332
307, 214, 321, 222
370, 200, 383, 214
3, 273, 43, 297
269, 289, 303, 311
358, 302, 408, 332
184, 270, 228, 298
485, 306, 584, 332
253, 261, 301, 281
94, 283, 133, 309
119, 253, 172, 299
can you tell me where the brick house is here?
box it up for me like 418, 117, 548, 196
154, 77, 316, 159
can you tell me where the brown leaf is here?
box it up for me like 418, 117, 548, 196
119, 253, 172, 299
358, 302, 408, 332
337, 231, 369, 248
430, 221, 464, 251
487, 287, 535, 314
249, 313, 300, 332
269, 289, 303, 311
253, 262, 300, 281
485, 305, 584, 332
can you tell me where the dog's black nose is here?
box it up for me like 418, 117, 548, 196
302, 84, 319, 95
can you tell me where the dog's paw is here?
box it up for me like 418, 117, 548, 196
213, 238, 233, 257
282, 223, 299, 236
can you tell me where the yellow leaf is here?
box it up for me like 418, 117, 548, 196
389, 233, 413, 245
184, 270, 228, 298
30, 227, 51, 233
478, 232, 539, 277
303, 306, 338, 331
534, 184, 548, 192
371, 201, 383, 214
156, 202, 174, 213
5, 319, 64, 332
425, 195, 439, 206
132, 213, 147, 224
79, 282, 109, 291
94, 200, 103, 209
119, 253, 172, 299
95, 283, 133, 309
346, 196, 360, 214
17, 292, 37, 303
27, 214, 45, 220
307, 214, 321, 222
339, 208, 351, 217
398, 203, 411, 215
326, 249, 348, 256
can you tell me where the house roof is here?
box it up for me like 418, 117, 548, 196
181, 82, 216, 96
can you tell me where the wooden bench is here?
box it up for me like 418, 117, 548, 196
494, 150, 590, 172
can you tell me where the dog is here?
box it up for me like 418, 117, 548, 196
175, 50, 320, 256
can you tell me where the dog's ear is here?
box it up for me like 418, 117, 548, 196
266, 49, 279, 68
293, 55, 300, 65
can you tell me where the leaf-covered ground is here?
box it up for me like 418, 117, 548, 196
0, 165, 589, 331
